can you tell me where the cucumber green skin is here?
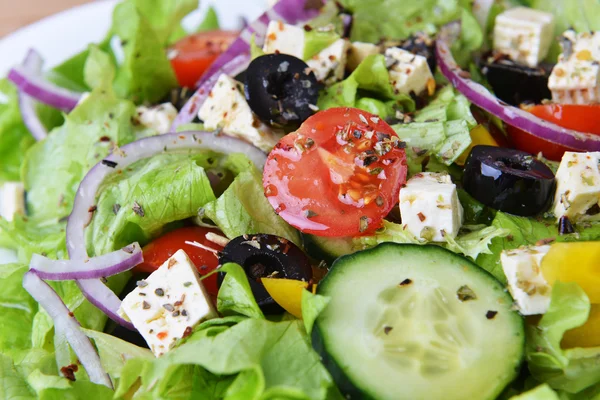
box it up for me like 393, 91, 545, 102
303, 233, 358, 264
313, 243, 525, 400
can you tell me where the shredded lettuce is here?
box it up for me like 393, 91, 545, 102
317, 54, 415, 118
216, 263, 264, 319
301, 290, 330, 334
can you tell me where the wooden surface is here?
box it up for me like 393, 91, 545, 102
0, 0, 92, 38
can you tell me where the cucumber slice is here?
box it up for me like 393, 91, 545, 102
313, 243, 524, 400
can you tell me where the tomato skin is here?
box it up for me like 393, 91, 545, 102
136, 226, 224, 296
506, 104, 600, 161
263, 107, 408, 237
169, 31, 238, 88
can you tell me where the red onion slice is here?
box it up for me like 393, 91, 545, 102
436, 22, 600, 152
66, 132, 267, 327
171, 0, 323, 131
30, 243, 142, 281
19, 49, 48, 141
8, 64, 81, 112
23, 271, 113, 388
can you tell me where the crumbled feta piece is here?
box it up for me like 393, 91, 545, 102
399, 172, 463, 242
119, 249, 217, 356
0, 182, 25, 222
136, 103, 178, 134
501, 245, 551, 315
548, 31, 600, 104
306, 38, 350, 84
198, 74, 281, 152
493, 7, 555, 67
346, 42, 381, 71
553, 151, 600, 223
385, 47, 434, 96
263, 21, 306, 59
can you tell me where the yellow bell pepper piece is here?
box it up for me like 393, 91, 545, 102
562, 305, 600, 349
541, 242, 600, 304
262, 278, 309, 318
456, 125, 499, 166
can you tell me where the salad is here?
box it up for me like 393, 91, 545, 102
1, 0, 600, 398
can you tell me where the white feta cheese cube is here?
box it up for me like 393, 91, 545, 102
346, 42, 381, 71
306, 38, 350, 84
119, 249, 217, 356
399, 172, 463, 242
385, 47, 434, 96
198, 74, 281, 152
136, 103, 178, 134
548, 31, 600, 104
263, 20, 306, 59
501, 245, 551, 315
0, 182, 25, 222
493, 7, 555, 67
553, 151, 600, 223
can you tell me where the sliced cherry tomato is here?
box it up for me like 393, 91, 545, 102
263, 107, 408, 237
506, 104, 600, 161
169, 31, 238, 88
136, 226, 224, 296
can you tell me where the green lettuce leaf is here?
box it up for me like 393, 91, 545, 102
195, 6, 220, 32
204, 166, 301, 246
450, 8, 484, 67
317, 54, 415, 117
116, 319, 338, 399
301, 290, 330, 335
216, 263, 264, 319
0, 353, 35, 400
26, 369, 114, 400
304, 29, 340, 60
22, 75, 136, 222
128, 0, 198, 45
526, 282, 600, 394
509, 384, 559, 400
339, 0, 472, 42
111, 0, 179, 104
85, 153, 217, 256
83, 46, 115, 90
529, 0, 600, 61
0, 216, 66, 263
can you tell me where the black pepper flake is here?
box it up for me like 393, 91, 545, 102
359, 216, 369, 233
486, 310, 498, 320
155, 288, 165, 297
363, 155, 378, 166
182, 326, 193, 338
132, 201, 145, 217
376, 132, 390, 141
60, 364, 79, 381
163, 303, 175, 312
101, 159, 118, 168
383, 326, 393, 335
142, 301, 151, 309
457, 285, 477, 302
558, 216, 575, 235
172, 310, 180, 317
304, 209, 318, 218
113, 203, 121, 215
181, 310, 188, 317
352, 130, 362, 139
399, 278, 412, 286
139, 292, 146, 296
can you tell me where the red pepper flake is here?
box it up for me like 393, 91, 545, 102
88, 205, 97, 213
535, 237, 555, 246
268, 32, 277, 41
60, 364, 79, 381
157, 331, 168, 340
182, 326, 193, 338
99, 136, 111, 142
167, 258, 177, 269
174, 294, 186, 307
417, 212, 426, 222
68, 311, 74, 317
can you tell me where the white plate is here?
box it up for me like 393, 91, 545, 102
0, 0, 266, 264
0, 0, 267, 77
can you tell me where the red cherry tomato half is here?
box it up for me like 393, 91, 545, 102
263, 107, 408, 237
135, 226, 224, 296
506, 104, 600, 161
169, 31, 238, 88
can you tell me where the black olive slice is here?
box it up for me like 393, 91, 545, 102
218, 234, 312, 314
462, 146, 556, 217
481, 56, 552, 106
245, 54, 319, 129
